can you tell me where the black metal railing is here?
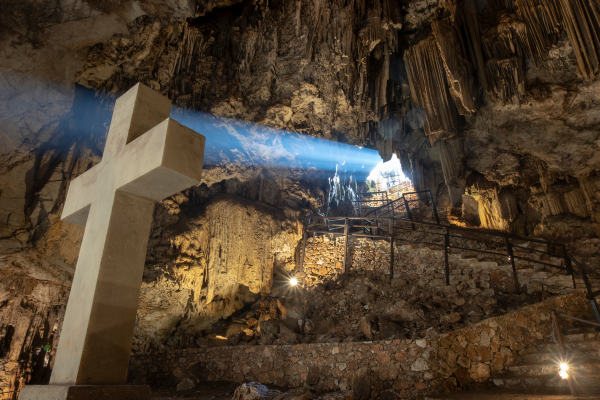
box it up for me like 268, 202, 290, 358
354, 190, 440, 225
299, 214, 600, 327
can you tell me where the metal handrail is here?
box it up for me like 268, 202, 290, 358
361, 190, 440, 225
300, 214, 600, 327
557, 313, 600, 328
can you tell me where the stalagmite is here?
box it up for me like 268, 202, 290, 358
404, 35, 458, 144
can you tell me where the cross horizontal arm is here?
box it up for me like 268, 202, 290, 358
117, 118, 205, 201
61, 166, 99, 226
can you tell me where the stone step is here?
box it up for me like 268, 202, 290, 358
425, 387, 600, 400
531, 340, 600, 355
521, 349, 600, 364
492, 374, 600, 388
562, 331, 600, 342
507, 362, 600, 376
563, 326, 599, 335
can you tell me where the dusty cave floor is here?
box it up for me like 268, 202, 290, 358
150, 381, 239, 400
150, 382, 291, 400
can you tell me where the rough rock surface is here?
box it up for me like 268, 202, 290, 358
186, 230, 599, 347
3, 0, 600, 396
0, 253, 72, 395
129, 291, 591, 399
134, 194, 303, 353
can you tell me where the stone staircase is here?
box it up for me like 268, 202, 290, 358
427, 323, 600, 399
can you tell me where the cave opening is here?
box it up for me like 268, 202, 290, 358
366, 154, 412, 196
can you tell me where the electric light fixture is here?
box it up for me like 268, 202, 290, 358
559, 363, 569, 379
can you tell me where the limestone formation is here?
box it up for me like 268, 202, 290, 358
3, 0, 600, 396
134, 195, 302, 353
404, 35, 459, 144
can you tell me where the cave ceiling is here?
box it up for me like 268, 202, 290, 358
1, 0, 600, 247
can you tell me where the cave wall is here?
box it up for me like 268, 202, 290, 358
398, 0, 600, 236
2, 0, 600, 395
134, 192, 303, 353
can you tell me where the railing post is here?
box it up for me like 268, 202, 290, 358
358, 194, 362, 217
589, 297, 600, 328
506, 237, 521, 294
300, 217, 309, 272
389, 218, 394, 281
403, 194, 415, 230
563, 246, 573, 276
343, 218, 349, 275
403, 195, 412, 219
429, 191, 440, 225
577, 262, 600, 328
444, 226, 450, 285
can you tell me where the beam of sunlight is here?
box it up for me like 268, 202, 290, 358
170, 107, 382, 180
0, 75, 382, 184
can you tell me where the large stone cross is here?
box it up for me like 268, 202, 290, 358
21, 84, 205, 399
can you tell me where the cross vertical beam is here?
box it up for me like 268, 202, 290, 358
20, 83, 205, 400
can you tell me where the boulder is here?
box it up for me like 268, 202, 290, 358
303, 319, 315, 334
377, 318, 402, 339
233, 382, 280, 400
386, 300, 423, 322
440, 312, 461, 324
277, 298, 306, 319
177, 377, 196, 391
259, 319, 281, 336
227, 323, 248, 337
276, 330, 299, 345
359, 316, 375, 340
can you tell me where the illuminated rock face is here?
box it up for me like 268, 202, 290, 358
134, 194, 302, 354
2, 0, 600, 394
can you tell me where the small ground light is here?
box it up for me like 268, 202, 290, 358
559, 363, 569, 379
290, 277, 298, 286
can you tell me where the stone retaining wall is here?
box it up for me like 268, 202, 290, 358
301, 235, 578, 296
128, 291, 590, 399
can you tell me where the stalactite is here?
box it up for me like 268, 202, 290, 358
478, 187, 519, 230
481, 13, 532, 101
432, 19, 477, 116
381, 0, 402, 30
541, 191, 567, 215
438, 138, 466, 206
536, 160, 558, 193
376, 117, 399, 161
457, 0, 490, 91
564, 187, 590, 217
515, 0, 562, 59
397, 150, 413, 182
411, 156, 426, 192
404, 35, 458, 144
557, 0, 600, 80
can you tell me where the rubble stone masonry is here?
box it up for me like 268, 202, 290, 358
128, 291, 589, 399
301, 235, 582, 296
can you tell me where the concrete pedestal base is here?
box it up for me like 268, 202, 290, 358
18, 385, 151, 400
